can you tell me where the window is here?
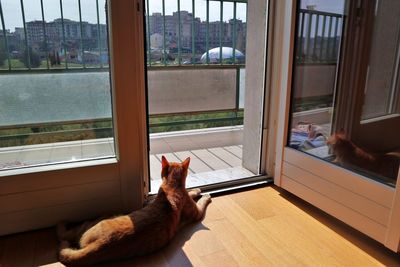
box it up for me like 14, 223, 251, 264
0, 0, 114, 170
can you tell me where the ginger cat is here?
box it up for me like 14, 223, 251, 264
327, 132, 400, 181
58, 156, 211, 266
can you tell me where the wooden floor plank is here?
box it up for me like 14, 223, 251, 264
190, 149, 230, 170
1, 186, 400, 266
206, 218, 271, 266
33, 228, 60, 267
1, 231, 36, 267
208, 147, 242, 167
200, 250, 239, 267
223, 146, 243, 159
174, 151, 213, 174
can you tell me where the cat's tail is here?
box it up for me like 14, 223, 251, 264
59, 240, 102, 266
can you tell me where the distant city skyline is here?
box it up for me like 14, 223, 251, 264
1, 0, 107, 32
0, 0, 247, 32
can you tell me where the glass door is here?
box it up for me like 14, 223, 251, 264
288, 0, 400, 187
277, 0, 400, 251
144, 0, 272, 193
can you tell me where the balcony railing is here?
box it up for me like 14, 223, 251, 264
0, 2, 344, 148
296, 9, 343, 64
145, 0, 248, 67
0, 0, 109, 71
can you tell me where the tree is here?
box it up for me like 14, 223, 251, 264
19, 46, 41, 68
0, 42, 7, 67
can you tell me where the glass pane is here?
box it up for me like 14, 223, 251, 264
0, 0, 114, 170
145, 0, 261, 193
289, 0, 400, 187
361, 0, 400, 119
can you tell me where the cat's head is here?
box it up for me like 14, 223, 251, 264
161, 156, 190, 188
327, 130, 351, 152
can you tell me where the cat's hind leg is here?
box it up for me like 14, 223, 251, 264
59, 240, 103, 266
57, 218, 103, 244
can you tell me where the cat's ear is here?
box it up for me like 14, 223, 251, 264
161, 156, 169, 169
182, 157, 190, 170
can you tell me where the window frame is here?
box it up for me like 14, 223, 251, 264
0, 0, 148, 235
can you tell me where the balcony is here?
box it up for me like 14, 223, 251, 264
0, 1, 341, 190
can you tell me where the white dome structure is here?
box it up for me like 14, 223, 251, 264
200, 47, 245, 63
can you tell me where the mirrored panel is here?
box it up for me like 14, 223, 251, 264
289, 0, 400, 187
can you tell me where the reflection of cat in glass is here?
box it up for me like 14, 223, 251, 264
327, 131, 400, 181
57, 156, 211, 266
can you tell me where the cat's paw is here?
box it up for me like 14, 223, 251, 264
188, 188, 202, 198
200, 193, 212, 204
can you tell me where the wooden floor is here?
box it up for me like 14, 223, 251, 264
1, 186, 399, 267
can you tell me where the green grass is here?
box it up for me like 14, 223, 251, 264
0, 111, 243, 147
0, 59, 107, 70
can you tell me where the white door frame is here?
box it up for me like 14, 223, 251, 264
270, 0, 400, 252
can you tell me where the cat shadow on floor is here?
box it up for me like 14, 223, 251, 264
95, 222, 210, 267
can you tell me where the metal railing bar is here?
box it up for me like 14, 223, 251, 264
147, 64, 244, 71
300, 9, 342, 18
319, 15, 326, 61
0, 0, 11, 70
305, 13, 313, 62
206, 0, 209, 64
162, 0, 166, 65
233, 2, 236, 63
40, 0, 49, 69
332, 17, 339, 60
146, 0, 151, 66
78, 0, 85, 68
312, 14, 319, 60
59, 0, 68, 69
298, 12, 305, 61
191, 0, 195, 65
177, 0, 181, 65
0, 63, 244, 73
0, 67, 109, 74
219, 0, 223, 64
20, 0, 31, 69
235, 67, 240, 109
96, 0, 103, 68
326, 16, 333, 62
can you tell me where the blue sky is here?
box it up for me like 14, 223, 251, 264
301, 0, 345, 14
1, 0, 344, 32
1, 0, 107, 31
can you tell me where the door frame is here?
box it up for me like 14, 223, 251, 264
272, 0, 400, 252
